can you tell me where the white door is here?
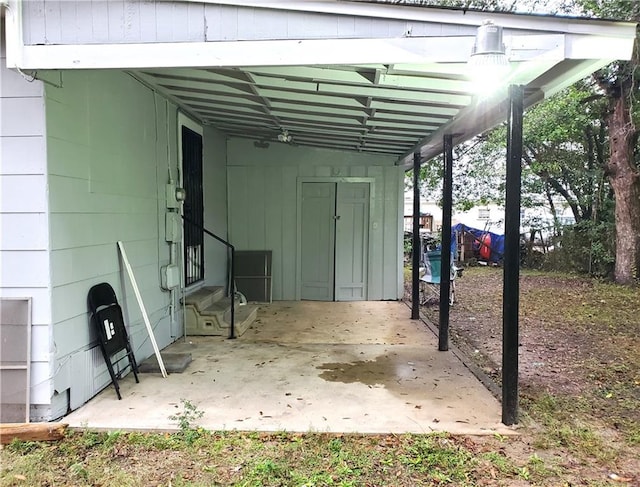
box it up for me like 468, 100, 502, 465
335, 183, 369, 300
301, 183, 336, 300
300, 182, 369, 301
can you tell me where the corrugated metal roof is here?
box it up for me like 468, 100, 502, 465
134, 63, 472, 157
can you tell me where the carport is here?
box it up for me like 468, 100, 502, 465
65, 301, 512, 434
3, 0, 636, 425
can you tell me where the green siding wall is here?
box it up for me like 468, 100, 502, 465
45, 70, 228, 414
227, 139, 403, 301
203, 125, 229, 286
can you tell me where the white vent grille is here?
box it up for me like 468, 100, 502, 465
91, 346, 110, 396
69, 349, 93, 410
68, 346, 112, 411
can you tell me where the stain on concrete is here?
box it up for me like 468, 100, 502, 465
317, 353, 436, 393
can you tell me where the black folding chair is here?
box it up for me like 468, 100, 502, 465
88, 283, 139, 400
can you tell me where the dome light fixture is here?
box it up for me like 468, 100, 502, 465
469, 20, 508, 67
468, 20, 510, 95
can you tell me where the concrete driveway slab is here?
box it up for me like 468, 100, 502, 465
65, 301, 512, 435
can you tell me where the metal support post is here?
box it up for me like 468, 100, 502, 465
229, 247, 236, 339
502, 85, 524, 425
411, 152, 421, 320
438, 134, 453, 351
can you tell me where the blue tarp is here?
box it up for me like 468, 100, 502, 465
451, 223, 505, 263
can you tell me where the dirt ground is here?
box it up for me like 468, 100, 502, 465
427, 269, 599, 395
406, 266, 640, 485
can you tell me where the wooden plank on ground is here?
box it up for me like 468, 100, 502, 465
0, 423, 68, 444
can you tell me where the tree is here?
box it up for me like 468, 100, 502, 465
486, 83, 611, 225
406, 139, 506, 212
387, 0, 554, 14
398, 0, 639, 282
571, 0, 640, 283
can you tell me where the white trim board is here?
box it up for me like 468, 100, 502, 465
8, 33, 633, 71
14, 37, 476, 70
177, 112, 207, 295
177, 111, 203, 188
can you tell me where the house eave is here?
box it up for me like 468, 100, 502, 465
5, 0, 636, 161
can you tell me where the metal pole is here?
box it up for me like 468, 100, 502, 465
179, 215, 236, 340
229, 247, 236, 339
438, 134, 453, 351
411, 152, 421, 320
117, 241, 168, 378
502, 84, 524, 425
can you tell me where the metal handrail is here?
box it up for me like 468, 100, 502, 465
180, 215, 236, 339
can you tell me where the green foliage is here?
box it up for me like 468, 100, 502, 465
126, 430, 182, 449
69, 462, 89, 481
6, 439, 40, 455
246, 458, 286, 485
168, 398, 205, 445
101, 430, 122, 449
329, 437, 344, 454
407, 141, 506, 212
546, 219, 615, 277
81, 430, 104, 448
482, 451, 512, 474
411, 82, 613, 223
571, 0, 640, 21
412, 81, 624, 277
388, 0, 559, 14
401, 0, 639, 280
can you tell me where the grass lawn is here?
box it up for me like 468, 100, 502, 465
1, 430, 541, 486
1, 269, 638, 486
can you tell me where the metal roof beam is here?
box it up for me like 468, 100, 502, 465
288, 126, 367, 137
155, 88, 265, 106
139, 68, 252, 84
377, 73, 471, 93
369, 100, 462, 115
258, 89, 366, 107
371, 112, 451, 124
245, 66, 374, 84
269, 103, 369, 118
318, 83, 472, 106
280, 119, 366, 132
271, 111, 363, 126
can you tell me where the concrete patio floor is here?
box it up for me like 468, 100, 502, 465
65, 301, 513, 435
